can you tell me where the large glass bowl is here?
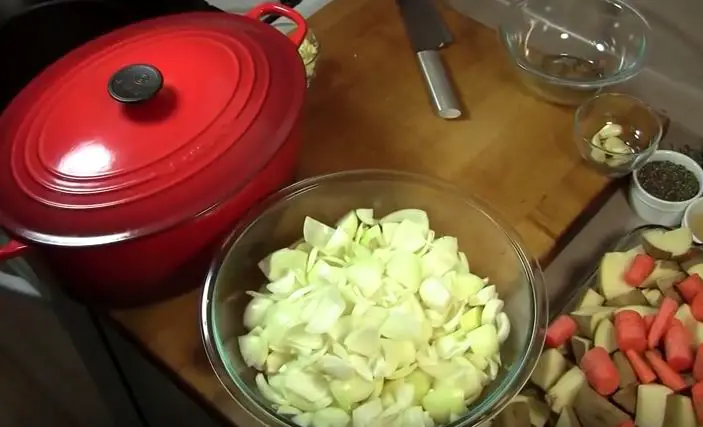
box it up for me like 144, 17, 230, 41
499, 0, 650, 105
201, 170, 548, 426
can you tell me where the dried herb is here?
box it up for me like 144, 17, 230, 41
637, 161, 699, 201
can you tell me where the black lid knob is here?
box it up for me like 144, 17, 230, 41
108, 64, 163, 104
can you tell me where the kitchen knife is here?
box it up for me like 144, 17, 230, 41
396, 0, 462, 119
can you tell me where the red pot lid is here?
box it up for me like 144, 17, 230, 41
0, 6, 307, 246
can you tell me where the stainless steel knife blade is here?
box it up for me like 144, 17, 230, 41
396, 0, 462, 119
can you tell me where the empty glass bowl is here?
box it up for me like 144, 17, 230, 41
201, 170, 548, 427
499, 0, 650, 105
574, 93, 662, 177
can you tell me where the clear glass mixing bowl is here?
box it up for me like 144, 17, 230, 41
499, 0, 650, 105
201, 170, 548, 426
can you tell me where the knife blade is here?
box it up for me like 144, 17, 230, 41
396, 0, 462, 119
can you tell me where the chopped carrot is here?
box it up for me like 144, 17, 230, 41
677, 274, 703, 303
626, 349, 656, 384
615, 310, 647, 353
694, 344, 703, 381
691, 381, 703, 425
617, 421, 635, 427
648, 297, 679, 349
692, 293, 703, 322
645, 350, 687, 392
665, 321, 693, 372
624, 254, 656, 287
545, 315, 578, 348
581, 347, 620, 395
644, 314, 655, 333
669, 318, 685, 331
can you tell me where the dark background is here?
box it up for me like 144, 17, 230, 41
0, 0, 220, 112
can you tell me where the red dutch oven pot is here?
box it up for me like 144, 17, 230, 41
0, 3, 308, 307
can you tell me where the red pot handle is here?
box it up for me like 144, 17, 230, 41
246, 2, 308, 48
0, 240, 28, 262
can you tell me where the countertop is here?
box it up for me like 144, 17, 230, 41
110, 0, 614, 423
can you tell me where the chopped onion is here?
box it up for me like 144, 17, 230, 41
336, 211, 359, 240
344, 328, 381, 357
305, 288, 346, 334
421, 387, 465, 424
318, 354, 356, 379
450, 273, 485, 301
239, 333, 268, 369
465, 324, 500, 358
241, 209, 512, 426
359, 225, 383, 248
293, 412, 314, 427
259, 248, 308, 281
468, 285, 497, 306
352, 398, 383, 427
386, 251, 422, 291
459, 307, 482, 332
330, 376, 375, 410
480, 299, 504, 325
355, 209, 376, 225
267, 271, 298, 295
389, 220, 428, 252
496, 312, 511, 344
244, 296, 274, 330
380, 209, 429, 233
313, 407, 351, 427
404, 369, 432, 405
285, 368, 331, 404
419, 278, 451, 311
256, 373, 288, 405
278, 405, 303, 415
347, 258, 384, 297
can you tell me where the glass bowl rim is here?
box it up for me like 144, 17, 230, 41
498, 0, 651, 88
200, 169, 549, 427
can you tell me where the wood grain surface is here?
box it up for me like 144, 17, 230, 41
110, 0, 613, 424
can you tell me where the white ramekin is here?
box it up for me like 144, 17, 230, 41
682, 198, 703, 244
629, 150, 703, 226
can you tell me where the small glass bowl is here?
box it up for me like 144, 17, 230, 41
499, 0, 650, 105
574, 93, 663, 177
298, 29, 320, 88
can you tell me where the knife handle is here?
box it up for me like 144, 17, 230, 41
416, 50, 462, 119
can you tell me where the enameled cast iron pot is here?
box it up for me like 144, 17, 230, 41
0, 3, 308, 307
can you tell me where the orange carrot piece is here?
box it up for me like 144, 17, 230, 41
692, 292, 703, 322
677, 274, 703, 303
665, 322, 694, 372
545, 315, 578, 348
581, 347, 620, 395
617, 421, 635, 427
694, 344, 703, 381
644, 314, 655, 333
645, 350, 687, 392
626, 349, 656, 384
624, 254, 656, 287
615, 310, 647, 353
648, 297, 679, 349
